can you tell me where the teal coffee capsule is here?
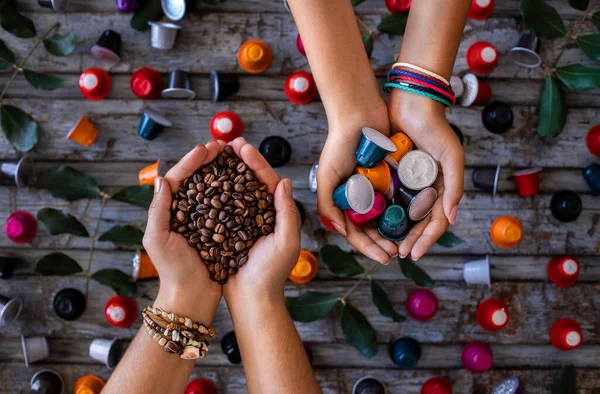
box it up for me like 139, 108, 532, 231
355, 127, 397, 168
377, 204, 410, 241
333, 174, 374, 214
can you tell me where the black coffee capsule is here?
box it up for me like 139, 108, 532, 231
210, 69, 240, 102
53, 288, 86, 320
259, 136, 291, 168
482, 102, 513, 134
294, 199, 306, 226
221, 331, 241, 364
472, 165, 500, 195
90, 30, 122, 63
551, 190, 582, 223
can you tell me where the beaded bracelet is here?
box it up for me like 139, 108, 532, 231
389, 75, 456, 104
392, 62, 450, 86
388, 69, 452, 93
143, 317, 209, 360
145, 306, 216, 338
383, 81, 453, 107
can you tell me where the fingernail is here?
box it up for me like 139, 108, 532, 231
411, 255, 419, 261
449, 205, 458, 225
196, 143, 204, 149
332, 222, 347, 236
399, 254, 407, 259
154, 176, 163, 193
284, 179, 293, 197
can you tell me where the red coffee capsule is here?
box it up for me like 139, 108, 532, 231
547, 256, 579, 288
512, 167, 542, 197
209, 111, 243, 142
296, 34, 306, 57
79, 68, 112, 100
466, 41, 498, 75
421, 377, 453, 394
468, 0, 494, 20
131, 68, 163, 100
550, 318, 582, 351
476, 298, 509, 331
104, 296, 137, 328
385, 0, 412, 13
319, 214, 336, 231
184, 378, 217, 394
284, 71, 317, 105
586, 125, 600, 157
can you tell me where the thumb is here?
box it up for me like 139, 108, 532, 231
144, 177, 173, 248
440, 143, 464, 224
273, 178, 301, 248
316, 167, 347, 236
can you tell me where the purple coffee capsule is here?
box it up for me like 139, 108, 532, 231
115, 0, 140, 12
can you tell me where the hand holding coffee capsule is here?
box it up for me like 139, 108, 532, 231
238, 40, 272, 74
79, 68, 112, 100
209, 111, 243, 142
461, 341, 493, 373
385, 132, 413, 168
467, 41, 498, 74
476, 298, 509, 331
397, 150, 439, 191
551, 190, 582, 222
352, 376, 387, 394
421, 377, 453, 394
385, 0, 412, 13
356, 127, 397, 168
185, 378, 218, 394
259, 136, 292, 168
30, 369, 64, 394
550, 318, 582, 351
547, 256, 579, 288
394, 185, 437, 221
377, 205, 410, 241
490, 215, 522, 249
354, 161, 391, 194
75, 375, 105, 394
389, 337, 421, 370
284, 71, 318, 105
288, 250, 318, 284
468, 0, 494, 20
1, 155, 35, 187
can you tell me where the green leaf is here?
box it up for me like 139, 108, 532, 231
99, 225, 144, 246
0, 105, 40, 152
538, 76, 567, 139
111, 186, 154, 209
319, 245, 365, 277
370, 280, 406, 322
520, 0, 567, 39
552, 365, 577, 394
340, 303, 378, 358
36, 166, 102, 201
130, 0, 164, 31
37, 208, 89, 237
35, 252, 83, 276
556, 63, 600, 90
377, 13, 408, 36
285, 291, 340, 322
0, 40, 15, 69
362, 31, 374, 59
592, 11, 600, 30
576, 34, 600, 61
23, 69, 68, 91
398, 256, 435, 288
569, 0, 588, 11
351, 0, 366, 6
91, 269, 136, 297
43, 32, 76, 57
436, 231, 465, 248
0, 1, 37, 38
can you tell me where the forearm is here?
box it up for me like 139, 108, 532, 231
227, 294, 321, 394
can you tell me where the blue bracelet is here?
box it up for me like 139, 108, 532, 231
383, 82, 452, 107
389, 69, 452, 92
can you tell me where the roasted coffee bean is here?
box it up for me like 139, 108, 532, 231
220, 192, 231, 204
223, 181, 233, 191
245, 173, 255, 181
233, 183, 245, 193
218, 211, 228, 222
205, 187, 216, 197
235, 241, 246, 252
211, 198, 223, 209
266, 194, 274, 204
265, 215, 274, 225
255, 215, 264, 227
246, 181, 259, 191
187, 189, 198, 198
258, 199, 267, 210
237, 230, 249, 241
234, 199, 246, 209
190, 233, 201, 244
193, 173, 202, 184
215, 223, 225, 234
244, 193, 254, 202
248, 207, 257, 217
234, 174, 245, 184
212, 234, 225, 243
217, 155, 225, 167
264, 210, 274, 220
204, 219, 216, 229
210, 181, 222, 188
204, 173, 216, 184
226, 219, 236, 229
233, 208, 244, 216
236, 162, 247, 173
175, 211, 186, 223
196, 217, 204, 229
196, 204, 208, 214
209, 208, 218, 219
201, 251, 209, 260
200, 228, 212, 237
171, 200, 178, 211
261, 225, 272, 235
195, 193, 204, 203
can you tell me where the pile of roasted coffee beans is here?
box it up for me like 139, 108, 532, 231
170, 145, 276, 284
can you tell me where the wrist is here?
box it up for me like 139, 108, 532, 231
155, 286, 219, 325
328, 101, 391, 137
225, 289, 285, 315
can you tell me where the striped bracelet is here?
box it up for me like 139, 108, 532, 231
388, 69, 453, 93
392, 62, 450, 86
383, 82, 453, 107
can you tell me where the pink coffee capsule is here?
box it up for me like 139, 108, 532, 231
406, 288, 438, 322
5, 211, 38, 244
345, 193, 386, 227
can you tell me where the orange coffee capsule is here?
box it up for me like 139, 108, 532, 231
354, 161, 391, 194
132, 250, 158, 280
385, 132, 414, 167
237, 40, 272, 74
289, 250, 318, 284
66, 116, 99, 147
138, 159, 167, 186
74, 374, 105, 394
490, 215, 522, 248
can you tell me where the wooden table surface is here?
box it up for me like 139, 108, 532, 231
1, 0, 599, 393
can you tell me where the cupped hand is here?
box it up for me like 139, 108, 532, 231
387, 89, 464, 260
143, 140, 225, 323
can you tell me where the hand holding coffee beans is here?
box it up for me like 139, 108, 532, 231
170, 145, 276, 284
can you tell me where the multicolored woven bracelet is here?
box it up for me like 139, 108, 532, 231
389, 69, 452, 93
383, 81, 453, 107
389, 75, 456, 105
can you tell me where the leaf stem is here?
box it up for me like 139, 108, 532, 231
340, 262, 379, 302
85, 196, 108, 298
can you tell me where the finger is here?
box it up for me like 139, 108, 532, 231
440, 142, 464, 225
230, 137, 281, 194
363, 227, 399, 257
273, 178, 302, 249
410, 202, 449, 260
143, 177, 173, 247
316, 163, 347, 236
163, 142, 219, 191
345, 220, 389, 265
398, 215, 431, 258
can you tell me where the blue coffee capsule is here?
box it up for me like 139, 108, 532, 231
389, 337, 421, 370
333, 174, 374, 214
138, 107, 172, 141
221, 331, 241, 364
584, 163, 600, 196
377, 204, 410, 241
356, 127, 397, 168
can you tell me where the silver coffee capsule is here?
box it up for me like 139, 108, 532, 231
309, 162, 318, 193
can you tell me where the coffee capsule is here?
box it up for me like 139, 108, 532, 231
384, 169, 401, 201
320, 214, 336, 230
79, 68, 112, 101
284, 71, 317, 105
0, 254, 20, 279
53, 288, 86, 320
138, 159, 168, 186
550, 190, 582, 222
385, 132, 414, 168
302, 341, 313, 365
162, 70, 195, 99
352, 376, 387, 394
385, 0, 412, 13
221, 331, 241, 364
492, 377, 523, 394
0, 294, 23, 326
209, 111, 243, 142
354, 161, 391, 194
356, 127, 397, 169
472, 165, 500, 195
259, 136, 291, 168
74, 374, 105, 394
461, 341, 493, 373
508, 31, 541, 68
282, 0, 290, 12
406, 288, 438, 322
38, 0, 68, 12
66, 116, 99, 147
105, 295, 137, 328
162, 0, 196, 21
333, 174, 375, 214
132, 249, 158, 280
346, 192, 386, 227
587, 125, 600, 157
309, 162, 318, 193
468, 0, 494, 20
377, 204, 410, 242
210, 69, 240, 102
550, 318, 582, 351
295, 199, 306, 226
90, 30, 121, 63
421, 377, 453, 394
463, 256, 491, 287
449, 124, 464, 146
467, 41, 498, 74
1, 155, 35, 187
116, 0, 140, 12
490, 215, 522, 249
397, 150, 438, 191
583, 163, 600, 195
185, 378, 217, 394
238, 40, 272, 74
21, 336, 49, 367
296, 34, 306, 57
5, 211, 38, 244
476, 298, 509, 331
138, 107, 172, 141
131, 68, 163, 100
394, 185, 437, 221
512, 167, 542, 196
482, 102, 513, 134
450, 75, 464, 99
460, 73, 492, 107
289, 250, 318, 284
547, 256, 579, 288
389, 337, 421, 370
30, 369, 64, 394
89, 338, 121, 369
149, 21, 181, 50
